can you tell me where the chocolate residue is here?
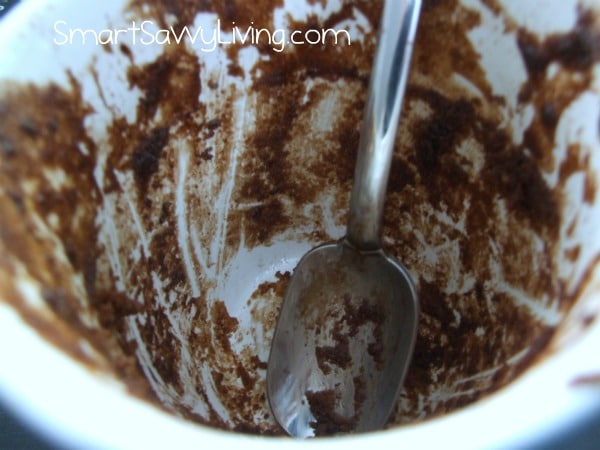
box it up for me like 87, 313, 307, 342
0, 0, 599, 438
131, 126, 169, 195
212, 300, 239, 353
408, 85, 559, 235
315, 292, 385, 375
518, 10, 600, 78
517, 8, 600, 172
0, 79, 156, 401
306, 389, 357, 436
316, 337, 351, 375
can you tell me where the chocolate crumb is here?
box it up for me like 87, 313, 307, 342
131, 126, 169, 195
306, 389, 357, 436
316, 336, 351, 375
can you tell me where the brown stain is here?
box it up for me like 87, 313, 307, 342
252, 271, 290, 300
0, 79, 156, 401
139, 306, 185, 395
211, 300, 239, 353
131, 126, 170, 195
314, 292, 387, 375
306, 388, 358, 436
315, 338, 351, 375
0, 0, 599, 438
517, 8, 600, 173
127, 48, 202, 125
226, 1, 375, 250
518, 9, 600, 79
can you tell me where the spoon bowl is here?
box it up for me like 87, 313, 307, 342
267, 240, 418, 437
267, 0, 423, 436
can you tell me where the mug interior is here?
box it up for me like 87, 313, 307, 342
0, 0, 599, 440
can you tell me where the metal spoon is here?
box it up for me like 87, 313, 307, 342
267, 0, 421, 438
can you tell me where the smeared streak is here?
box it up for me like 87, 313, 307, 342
96, 195, 127, 293
212, 93, 249, 273
176, 146, 200, 297
114, 170, 152, 259
174, 142, 233, 424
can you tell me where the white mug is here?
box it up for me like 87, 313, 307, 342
0, 0, 599, 448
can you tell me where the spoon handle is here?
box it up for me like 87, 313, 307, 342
346, 0, 421, 251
